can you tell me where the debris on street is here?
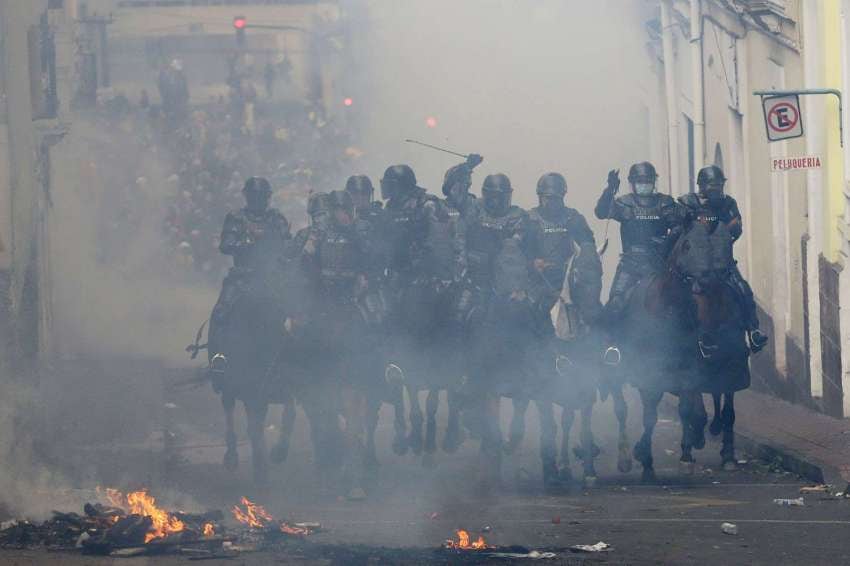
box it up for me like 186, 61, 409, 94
773, 497, 805, 507
721, 522, 738, 535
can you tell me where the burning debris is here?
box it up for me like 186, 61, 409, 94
0, 489, 318, 558
231, 496, 321, 537
445, 529, 490, 550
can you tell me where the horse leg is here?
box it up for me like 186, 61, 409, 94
271, 394, 296, 464
507, 397, 529, 453
691, 393, 708, 450
677, 392, 697, 474
720, 392, 737, 470
579, 403, 598, 485
442, 388, 464, 453
364, 394, 381, 472
422, 389, 439, 468
407, 385, 424, 455
559, 405, 574, 483
538, 401, 562, 490
709, 392, 723, 436
477, 393, 502, 493
340, 387, 369, 498
222, 394, 239, 471
244, 400, 269, 487
390, 383, 408, 456
634, 389, 662, 483
612, 385, 632, 473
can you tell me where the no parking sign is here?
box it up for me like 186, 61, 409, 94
762, 94, 803, 142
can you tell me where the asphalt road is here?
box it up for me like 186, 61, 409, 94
3, 388, 849, 565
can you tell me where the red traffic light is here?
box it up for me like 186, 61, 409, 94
343, 97, 353, 107
233, 16, 247, 30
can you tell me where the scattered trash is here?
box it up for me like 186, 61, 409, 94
712, 481, 720, 485
293, 522, 321, 530
427, 512, 439, 520
551, 516, 561, 524
482, 525, 492, 532
721, 522, 738, 535
570, 541, 611, 553
664, 449, 675, 456
164, 402, 179, 409
773, 497, 805, 507
737, 459, 748, 465
800, 485, 830, 494
486, 550, 558, 559
703, 468, 714, 474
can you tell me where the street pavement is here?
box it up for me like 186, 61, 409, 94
4, 387, 850, 565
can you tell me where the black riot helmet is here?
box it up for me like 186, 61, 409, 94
345, 175, 374, 209
243, 176, 273, 212
627, 162, 658, 197
307, 192, 331, 229
697, 165, 726, 204
481, 174, 513, 216
329, 189, 355, 226
442, 163, 473, 197
307, 192, 331, 216
380, 164, 417, 201
536, 172, 567, 214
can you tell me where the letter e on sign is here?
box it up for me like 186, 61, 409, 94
762, 94, 804, 142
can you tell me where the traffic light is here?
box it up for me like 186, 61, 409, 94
233, 16, 247, 46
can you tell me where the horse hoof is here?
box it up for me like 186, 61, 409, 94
641, 468, 657, 484
709, 419, 723, 436
583, 475, 598, 488
408, 435, 423, 456
422, 452, 437, 469
617, 456, 633, 474
270, 440, 289, 464
692, 431, 706, 451
223, 449, 238, 471
679, 460, 696, 475
442, 427, 465, 453
392, 434, 409, 456
722, 460, 738, 472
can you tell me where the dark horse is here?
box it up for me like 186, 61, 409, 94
668, 220, 751, 470
209, 261, 295, 486
607, 253, 705, 482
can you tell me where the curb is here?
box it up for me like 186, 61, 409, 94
734, 430, 828, 485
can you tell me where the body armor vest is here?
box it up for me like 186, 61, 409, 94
466, 206, 525, 285
617, 194, 674, 256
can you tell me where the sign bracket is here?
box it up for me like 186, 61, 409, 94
754, 89, 844, 147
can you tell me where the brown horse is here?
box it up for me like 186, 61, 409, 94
668, 220, 750, 470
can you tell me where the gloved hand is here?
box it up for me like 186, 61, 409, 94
606, 169, 620, 194
466, 153, 484, 169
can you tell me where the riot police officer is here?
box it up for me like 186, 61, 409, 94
379, 164, 436, 303
528, 172, 602, 323
208, 177, 291, 371
594, 162, 685, 329
679, 165, 768, 352
465, 173, 530, 294
442, 153, 484, 218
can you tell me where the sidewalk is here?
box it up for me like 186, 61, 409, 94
731, 389, 850, 486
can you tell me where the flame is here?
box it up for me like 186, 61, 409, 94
280, 522, 310, 536
445, 529, 489, 550
126, 490, 186, 543
231, 497, 274, 529
202, 523, 215, 538
99, 488, 185, 543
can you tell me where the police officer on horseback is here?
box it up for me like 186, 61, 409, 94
595, 162, 685, 333
528, 172, 603, 326
679, 165, 768, 352
442, 153, 484, 219
208, 177, 291, 372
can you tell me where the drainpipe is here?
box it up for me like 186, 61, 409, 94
661, 1, 681, 194
691, 0, 705, 179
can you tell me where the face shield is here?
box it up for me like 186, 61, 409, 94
483, 190, 511, 216
631, 180, 656, 197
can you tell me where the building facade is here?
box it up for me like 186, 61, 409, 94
647, 0, 850, 416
